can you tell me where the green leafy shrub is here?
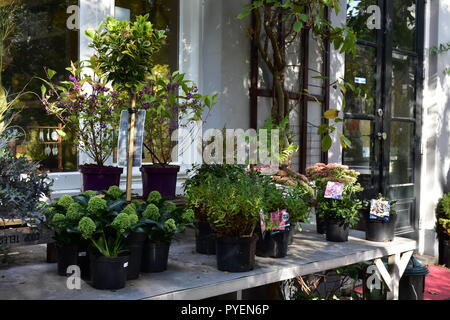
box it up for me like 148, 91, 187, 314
184, 164, 247, 222
203, 174, 264, 237
133, 192, 194, 243
436, 193, 450, 239
0, 154, 53, 225
306, 163, 363, 227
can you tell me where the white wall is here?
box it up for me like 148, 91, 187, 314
201, 0, 251, 131
420, 0, 450, 257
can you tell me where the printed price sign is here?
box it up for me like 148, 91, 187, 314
369, 199, 391, 222
270, 209, 290, 233
118, 110, 146, 167
324, 181, 344, 200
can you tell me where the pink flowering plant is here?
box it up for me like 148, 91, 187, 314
139, 65, 217, 165
306, 163, 363, 226
40, 62, 126, 167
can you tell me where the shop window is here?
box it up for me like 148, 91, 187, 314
1, 0, 78, 172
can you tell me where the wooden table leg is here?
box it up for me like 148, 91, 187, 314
374, 250, 414, 300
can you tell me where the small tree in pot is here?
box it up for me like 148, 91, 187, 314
204, 173, 264, 272
40, 63, 126, 191
86, 14, 166, 201
306, 163, 363, 242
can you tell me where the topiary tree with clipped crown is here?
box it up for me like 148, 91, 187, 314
86, 14, 166, 201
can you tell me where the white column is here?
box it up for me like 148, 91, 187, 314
327, 0, 346, 164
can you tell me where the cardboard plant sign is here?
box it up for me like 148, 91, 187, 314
117, 109, 147, 167
270, 209, 290, 234
324, 181, 345, 200
369, 199, 391, 222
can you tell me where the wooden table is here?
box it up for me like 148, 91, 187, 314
0, 224, 416, 300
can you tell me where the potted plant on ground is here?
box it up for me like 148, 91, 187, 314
436, 193, 450, 267
40, 63, 126, 191
133, 191, 194, 273
138, 65, 217, 199
184, 164, 247, 255
306, 163, 363, 242
365, 195, 398, 242
204, 173, 264, 272
255, 174, 310, 258
77, 193, 136, 290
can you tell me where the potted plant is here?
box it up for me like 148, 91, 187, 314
40, 62, 126, 191
436, 193, 450, 267
184, 164, 247, 255
133, 191, 194, 273
44, 195, 87, 276
77, 193, 136, 290
85, 14, 167, 201
365, 195, 398, 242
252, 164, 314, 243
138, 66, 217, 199
255, 174, 310, 258
204, 173, 264, 272
306, 163, 363, 242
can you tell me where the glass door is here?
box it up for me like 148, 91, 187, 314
344, 0, 424, 238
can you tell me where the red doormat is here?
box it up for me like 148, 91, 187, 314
424, 265, 450, 300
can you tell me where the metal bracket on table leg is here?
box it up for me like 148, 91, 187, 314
373, 250, 414, 300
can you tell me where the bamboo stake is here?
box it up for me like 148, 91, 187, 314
126, 94, 137, 202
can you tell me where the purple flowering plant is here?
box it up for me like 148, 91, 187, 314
40, 62, 126, 167
139, 64, 217, 164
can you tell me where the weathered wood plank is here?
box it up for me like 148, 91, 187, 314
0, 225, 53, 248
0, 223, 416, 300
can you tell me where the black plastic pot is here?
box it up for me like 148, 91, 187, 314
126, 232, 148, 280
326, 220, 349, 242
288, 227, 296, 245
216, 236, 257, 272
256, 231, 290, 258
366, 214, 397, 242
316, 211, 327, 234
77, 244, 91, 280
141, 242, 171, 273
46, 242, 58, 263
56, 244, 79, 276
438, 238, 450, 267
91, 255, 129, 290
195, 221, 216, 255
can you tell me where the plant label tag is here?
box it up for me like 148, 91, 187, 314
78, 252, 87, 257
259, 210, 266, 235
123, 262, 128, 268
369, 199, 390, 222
354, 77, 367, 84
324, 181, 344, 200
270, 209, 290, 232
117, 110, 147, 167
